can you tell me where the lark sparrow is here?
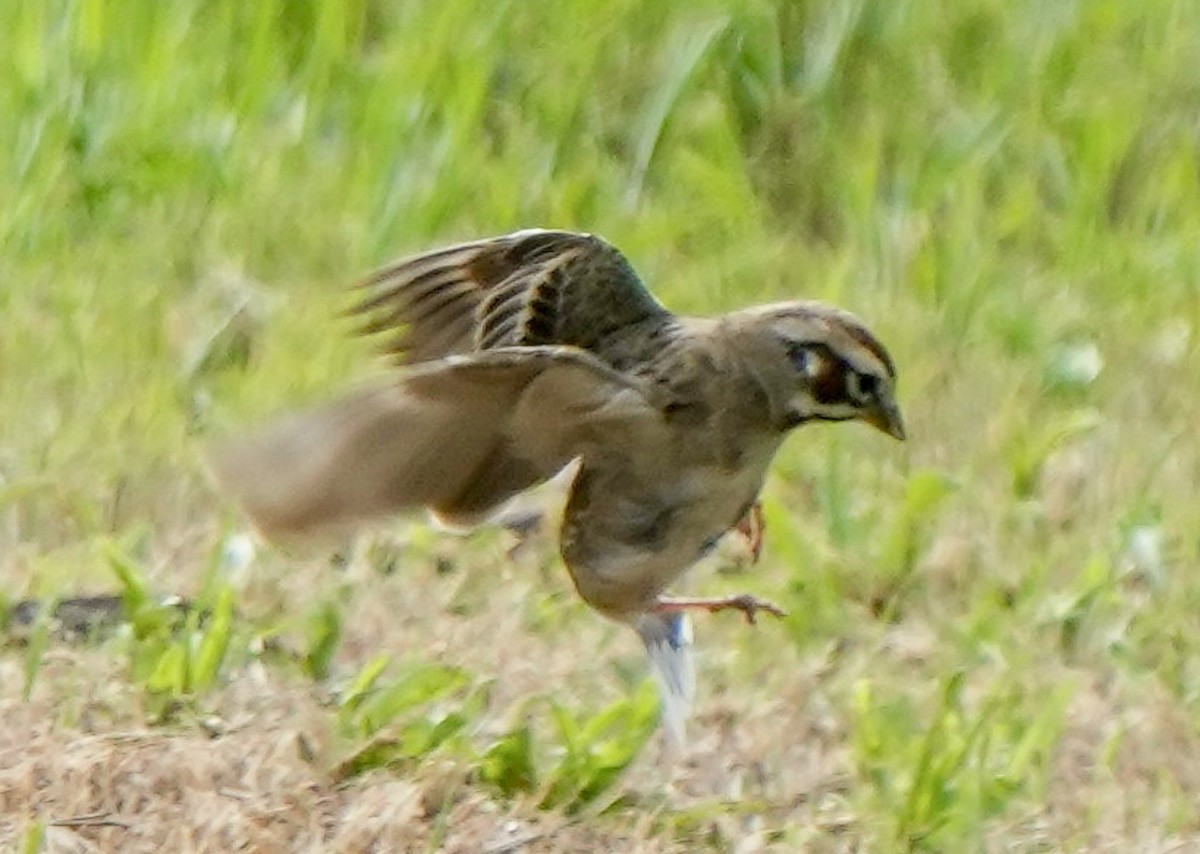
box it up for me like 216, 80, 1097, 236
211, 230, 904, 740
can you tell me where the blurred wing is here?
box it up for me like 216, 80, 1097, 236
209, 347, 660, 539
351, 230, 670, 364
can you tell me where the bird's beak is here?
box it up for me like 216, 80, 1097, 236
862, 400, 906, 441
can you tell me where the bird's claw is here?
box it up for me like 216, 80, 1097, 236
654, 593, 787, 625
722, 593, 787, 624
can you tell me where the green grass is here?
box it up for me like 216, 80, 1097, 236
3, 0, 1200, 850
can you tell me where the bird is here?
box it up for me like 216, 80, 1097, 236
209, 229, 905, 741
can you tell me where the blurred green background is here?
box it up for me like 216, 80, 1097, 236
3, 0, 1199, 849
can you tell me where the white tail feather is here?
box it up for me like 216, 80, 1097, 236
635, 611, 696, 748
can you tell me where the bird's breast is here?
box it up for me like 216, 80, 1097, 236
559, 437, 778, 613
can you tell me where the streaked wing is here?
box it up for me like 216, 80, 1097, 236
208, 347, 662, 538
351, 230, 670, 364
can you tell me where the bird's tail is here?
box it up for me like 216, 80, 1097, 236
634, 610, 695, 748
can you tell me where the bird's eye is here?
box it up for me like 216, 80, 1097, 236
848, 372, 878, 402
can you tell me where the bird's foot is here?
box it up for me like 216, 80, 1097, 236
733, 501, 765, 564
654, 593, 787, 625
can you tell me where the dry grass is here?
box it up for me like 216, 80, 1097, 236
6, 519, 1200, 852
1, 527, 853, 853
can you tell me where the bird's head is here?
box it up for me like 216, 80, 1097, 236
730, 302, 905, 440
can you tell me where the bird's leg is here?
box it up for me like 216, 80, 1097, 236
733, 500, 765, 563
653, 593, 787, 625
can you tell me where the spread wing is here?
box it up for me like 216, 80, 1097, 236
209, 347, 663, 539
351, 230, 672, 365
